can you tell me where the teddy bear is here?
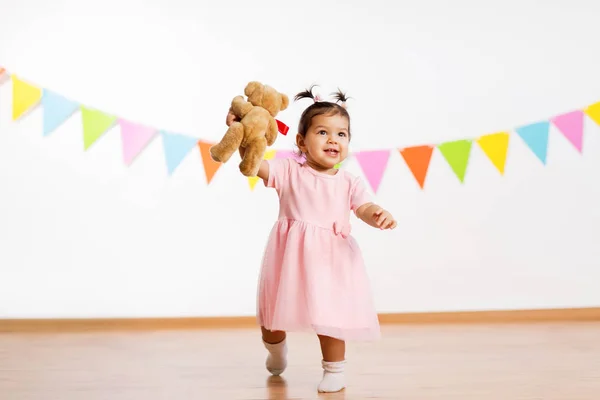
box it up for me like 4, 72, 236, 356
209, 81, 289, 177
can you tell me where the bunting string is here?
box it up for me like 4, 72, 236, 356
1, 68, 599, 193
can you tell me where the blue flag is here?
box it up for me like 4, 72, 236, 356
515, 121, 550, 164
42, 90, 79, 136
160, 130, 198, 174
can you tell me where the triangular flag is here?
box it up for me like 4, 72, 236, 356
476, 132, 510, 175
515, 121, 550, 164
119, 119, 157, 165
354, 150, 391, 193
198, 140, 223, 184
584, 102, 600, 126
399, 145, 434, 189
275, 149, 305, 163
248, 149, 277, 190
160, 131, 199, 175
551, 110, 584, 153
437, 139, 472, 183
80, 106, 117, 150
42, 90, 79, 136
12, 75, 42, 120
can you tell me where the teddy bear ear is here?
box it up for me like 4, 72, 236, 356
244, 81, 263, 97
280, 94, 290, 111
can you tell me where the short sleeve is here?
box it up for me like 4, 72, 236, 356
264, 157, 291, 190
350, 176, 373, 211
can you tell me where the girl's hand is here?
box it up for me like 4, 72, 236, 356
356, 203, 397, 230
226, 108, 239, 126
371, 207, 397, 230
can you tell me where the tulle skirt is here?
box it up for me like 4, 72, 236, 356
256, 218, 381, 341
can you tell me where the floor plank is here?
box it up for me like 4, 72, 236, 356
1, 322, 599, 399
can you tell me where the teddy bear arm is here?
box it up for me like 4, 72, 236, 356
231, 96, 254, 119
209, 122, 245, 164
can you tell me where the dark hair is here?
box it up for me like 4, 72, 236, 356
294, 85, 352, 139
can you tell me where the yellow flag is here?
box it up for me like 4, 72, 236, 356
476, 132, 510, 175
585, 102, 600, 127
248, 149, 276, 190
12, 75, 42, 120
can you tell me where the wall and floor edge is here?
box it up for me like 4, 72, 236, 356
1, 307, 599, 333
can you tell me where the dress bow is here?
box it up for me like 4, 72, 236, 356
333, 221, 351, 238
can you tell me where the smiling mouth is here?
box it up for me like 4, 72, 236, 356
325, 149, 339, 157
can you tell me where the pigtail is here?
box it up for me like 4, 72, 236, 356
331, 88, 350, 108
294, 84, 319, 102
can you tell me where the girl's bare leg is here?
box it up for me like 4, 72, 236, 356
317, 335, 347, 393
261, 326, 287, 376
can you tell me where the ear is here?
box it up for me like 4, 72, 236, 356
279, 94, 289, 111
295, 133, 306, 153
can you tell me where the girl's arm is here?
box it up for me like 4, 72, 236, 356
355, 202, 397, 230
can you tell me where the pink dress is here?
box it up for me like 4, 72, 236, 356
257, 157, 381, 342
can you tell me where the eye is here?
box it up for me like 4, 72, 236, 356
318, 130, 327, 135
338, 132, 347, 137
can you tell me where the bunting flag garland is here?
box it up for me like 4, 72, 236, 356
161, 130, 199, 175
198, 140, 222, 184
585, 102, 600, 126
81, 106, 117, 150
119, 119, 157, 165
1, 67, 599, 193
399, 145, 434, 189
354, 150, 391, 193
11, 75, 42, 120
551, 110, 584, 153
515, 121, 550, 164
275, 150, 304, 163
476, 132, 510, 175
42, 90, 79, 136
437, 139, 473, 183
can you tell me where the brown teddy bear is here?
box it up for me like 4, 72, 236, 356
209, 81, 289, 177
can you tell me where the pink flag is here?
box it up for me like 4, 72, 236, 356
275, 149, 305, 163
119, 119, 157, 165
551, 110, 584, 153
354, 150, 391, 193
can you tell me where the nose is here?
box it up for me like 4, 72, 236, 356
328, 134, 338, 144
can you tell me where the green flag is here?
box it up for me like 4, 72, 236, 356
437, 139, 472, 183
81, 106, 116, 150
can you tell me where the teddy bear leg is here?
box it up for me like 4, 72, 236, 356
239, 136, 267, 177
266, 117, 278, 146
209, 122, 244, 163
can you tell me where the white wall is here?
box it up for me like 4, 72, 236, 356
1, 0, 599, 319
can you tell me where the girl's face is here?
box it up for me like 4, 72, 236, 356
296, 113, 350, 174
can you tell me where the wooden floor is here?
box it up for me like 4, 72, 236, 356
1, 322, 599, 399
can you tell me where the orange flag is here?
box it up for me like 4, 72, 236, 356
198, 141, 222, 184
399, 145, 434, 189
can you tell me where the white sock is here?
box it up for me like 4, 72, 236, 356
263, 339, 287, 376
318, 360, 346, 393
